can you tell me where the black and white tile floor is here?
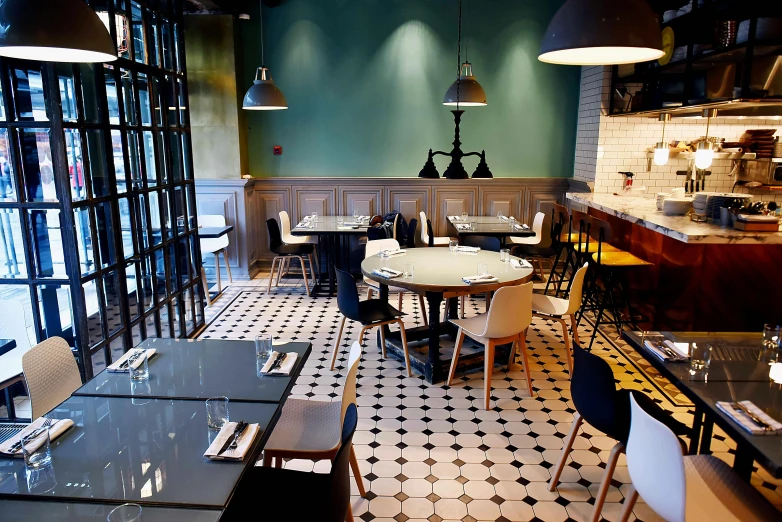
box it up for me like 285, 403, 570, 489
199, 275, 782, 522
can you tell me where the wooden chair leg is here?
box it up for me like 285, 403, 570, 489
483, 340, 495, 410
559, 318, 574, 376
346, 504, 354, 522
222, 249, 233, 283
298, 256, 311, 297
447, 327, 465, 385
359, 326, 368, 346
267, 258, 278, 293
397, 319, 412, 377
398, 292, 403, 310
618, 485, 638, 522
460, 296, 465, 319
589, 442, 624, 522
349, 446, 367, 497
418, 295, 428, 326
214, 252, 222, 293
378, 326, 387, 358
548, 412, 583, 491
366, 287, 374, 300
201, 266, 212, 306
275, 257, 285, 286
518, 330, 534, 397
262, 452, 273, 467
569, 313, 580, 345
274, 457, 283, 468
330, 316, 346, 370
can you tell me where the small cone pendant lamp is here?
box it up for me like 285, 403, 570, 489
243, 0, 288, 110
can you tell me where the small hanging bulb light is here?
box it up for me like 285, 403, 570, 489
694, 109, 716, 169
243, 0, 288, 111
653, 114, 671, 166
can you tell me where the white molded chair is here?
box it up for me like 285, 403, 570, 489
263, 341, 366, 501
22, 337, 82, 419
364, 238, 427, 327
530, 262, 588, 375
280, 210, 320, 277
448, 282, 535, 408
621, 395, 778, 522
199, 214, 232, 305
418, 211, 450, 247
508, 212, 545, 247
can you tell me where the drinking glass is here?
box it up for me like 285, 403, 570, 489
763, 324, 780, 350
403, 262, 414, 278
508, 217, 516, 229
380, 257, 390, 270
337, 216, 344, 226
470, 220, 477, 231
477, 262, 489, 276
353, 208, 359, 220
130, 380, 152, 406
461, 211, 468, 222
107, 503, 143, 522
206, 396, 229, 429
449, 239, 458, 252
497, 211, 504, 222
129, 350, 149, 381
255, 333, 273, 360
311, 211, 318, 223
22, 429, 52, 469
25, 461, 56, 494
689, 343, 712, 373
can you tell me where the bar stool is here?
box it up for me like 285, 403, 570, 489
544, 203, 578, 296
279, 210, 320, 276
419, 211, 450, 247
364, 238, 427, 326
447, 282, 535, 408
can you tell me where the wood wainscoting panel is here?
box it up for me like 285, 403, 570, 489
433, 188, 478, 235
339, 187, 383, 217
480, 188, 522, 220
387, 187, 430, 225
253, 188, 290, 264
526, 189, 564, 224
293, 187, 336, 222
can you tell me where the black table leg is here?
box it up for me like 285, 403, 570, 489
699, 418, 713, 455
3, 387, 16, 420
425, 291, 445, 383
688, 407, 703, 455
328, 234, 337, 296
733, 443, 755, 482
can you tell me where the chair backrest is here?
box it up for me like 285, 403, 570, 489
565, 263, 589, 315
199, 214, 229, 252
324, 403, 358, 522
335, 267, 362, 322
481, 282, 533, 339
22, 337, 82, 418
418, 211, 430, 245
571, 342, 624, 440
0, 300, 33, 354
365, 238, 400, 258
392, 213, 399, 240
529, 212, 545, 247
266, 218, 284, 251
406, 218, 418, 248
340, 342, 362, 423
279, 210, 296, 243
588, 215, 614, 244
464, 235, 500, 252
626, 394, 687, 522
553, 203, 572, 243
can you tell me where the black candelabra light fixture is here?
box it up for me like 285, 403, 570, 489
419, 0, 491, 179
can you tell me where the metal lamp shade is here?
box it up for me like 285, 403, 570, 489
0, 0, 116, 62
538, 0, 663, 66
443, 63, 487, 107
243, 67, 288, 111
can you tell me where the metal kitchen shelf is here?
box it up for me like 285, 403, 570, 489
644, 150, 758, 160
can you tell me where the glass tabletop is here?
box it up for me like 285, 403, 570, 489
73, 338, 311, 403
0, 499, 221, 522
0, 396, 278, 507
291, 215, 370, 235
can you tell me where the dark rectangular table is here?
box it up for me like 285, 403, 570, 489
0, 499, 221, 522
623, 331, 782, 481
0, 396, 278, 509
0, 339, 16, 357
198, 225, 234, 239
73, 338, 311, 404
447, 216, 535, 247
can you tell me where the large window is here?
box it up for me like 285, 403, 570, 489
0, 0, 203, 382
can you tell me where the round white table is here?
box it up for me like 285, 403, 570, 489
362, 248, 533, 383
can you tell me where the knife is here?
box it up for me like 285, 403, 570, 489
216, 421, 248, 456
119, 349, 143, 370
265, 352, 283, 373
270, 353, 287, 372
732, 402, 773, 431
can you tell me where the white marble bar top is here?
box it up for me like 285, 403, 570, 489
566, 192, 782, 244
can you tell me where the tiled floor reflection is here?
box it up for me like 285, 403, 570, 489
195, 273, 782, 521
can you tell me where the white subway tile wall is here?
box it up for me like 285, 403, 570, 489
574, 66, 782, 203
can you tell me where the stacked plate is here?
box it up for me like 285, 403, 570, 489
692, 193, 752, 219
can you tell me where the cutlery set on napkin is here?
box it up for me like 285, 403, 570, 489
513, 223, 530, 231
716, 401, 782, 435
259, 351, 298, 375
510, 259, 532, 270
0, 417, 75, 457
453, 245, 480, 253
378, 248, 406, 258
462, 273, 499, 284
372, 267, 403, 279
643, 339, 689, 362
454, 223, 472, 231
107, 348, 157, 372
204, 421, 261, 461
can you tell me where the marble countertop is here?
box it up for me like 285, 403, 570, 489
566, 192, 782, 244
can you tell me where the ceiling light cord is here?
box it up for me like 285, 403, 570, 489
260, 0, 265, 67
456, 0, 462, 110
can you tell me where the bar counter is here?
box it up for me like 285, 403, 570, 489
567, 193, 782, 331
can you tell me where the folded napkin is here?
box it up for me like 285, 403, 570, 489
295, 222, 313, 229
498, 215, 510, 221
259, 351, 299, 375
716, 401, 782, 435
510, 259, 533, 269
301, 215, 312, 221
513, 223, 530, 231
449, 215, 462, 221
454, 223, 471, 230
379, 249, 406, 258
107, 348, 157, 373
0, 417, 75, 457
644, 340, 688, 362
343, 221, 364, 227
204, 421, 260, 461
454, 245, 480, 253
338, 225, 359, 230
463, 274, 499, 284
372, 268, 403, 279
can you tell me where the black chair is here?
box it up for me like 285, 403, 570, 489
266, 218, 315, 297
549, 342, 690, 521
330, 268, 412, 376
406, 218, 418, 248
463, 235, 500, 252
223, 404, 359, 522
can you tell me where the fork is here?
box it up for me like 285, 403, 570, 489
10, 418, 55, 453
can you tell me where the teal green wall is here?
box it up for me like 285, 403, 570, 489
238, 0, 581, 178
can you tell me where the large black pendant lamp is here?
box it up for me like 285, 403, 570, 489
0, 0, 116, 63
539, 0, 663, 66
243, 0, 288, 111
443, 0, 486, 106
